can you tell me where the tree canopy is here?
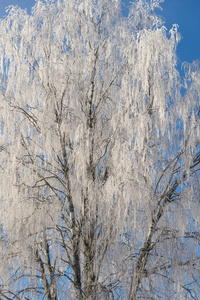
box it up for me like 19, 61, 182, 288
0, 0, 200, 299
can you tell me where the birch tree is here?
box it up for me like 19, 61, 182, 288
0, 0, 200, 299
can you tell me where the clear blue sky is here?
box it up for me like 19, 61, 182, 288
0, 0, 199, 66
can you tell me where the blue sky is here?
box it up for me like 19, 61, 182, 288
0, 0, 199, 66
160, 0, 200, 65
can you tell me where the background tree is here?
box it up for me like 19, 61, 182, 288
0, 0, 200, 299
